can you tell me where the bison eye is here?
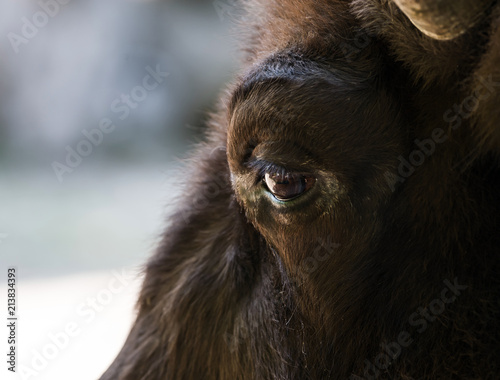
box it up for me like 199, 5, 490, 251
263, 170, 315, 201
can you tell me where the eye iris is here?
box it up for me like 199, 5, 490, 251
264, 171, 315, 201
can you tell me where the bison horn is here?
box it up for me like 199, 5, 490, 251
392, 0, 495, 40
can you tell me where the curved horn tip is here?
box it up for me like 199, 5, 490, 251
393, 0, 496, 40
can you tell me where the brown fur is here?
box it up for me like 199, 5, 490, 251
100, 1, 500, 379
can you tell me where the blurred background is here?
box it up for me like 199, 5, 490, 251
0, 0, 241, 378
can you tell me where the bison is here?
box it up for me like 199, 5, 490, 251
101, 0, 500, 379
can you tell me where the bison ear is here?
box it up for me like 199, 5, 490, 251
392, 0, 494, 40
99, 142, 266, 380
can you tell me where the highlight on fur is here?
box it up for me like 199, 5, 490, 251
100, 1, 500, 379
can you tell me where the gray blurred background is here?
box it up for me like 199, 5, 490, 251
0, 0, 242, 278
0, 1, 244, 378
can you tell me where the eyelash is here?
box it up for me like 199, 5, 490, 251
248, 161, 289, 184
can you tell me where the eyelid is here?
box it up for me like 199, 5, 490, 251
247, 160, 294, 183
247, 154, 309, 173
244, 140, 319, 171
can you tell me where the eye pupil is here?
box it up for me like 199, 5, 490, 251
264, 171, 315, 201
